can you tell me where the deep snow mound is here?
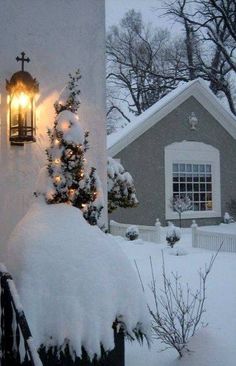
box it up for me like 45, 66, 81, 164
6, 201, 150, 358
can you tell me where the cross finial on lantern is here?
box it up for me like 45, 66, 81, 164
16, 52, 30, 71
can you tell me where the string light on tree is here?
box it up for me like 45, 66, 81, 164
54, 176, 61, 183
45, 70, 103, 225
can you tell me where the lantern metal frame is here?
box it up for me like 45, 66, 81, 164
6, 52, 39, 145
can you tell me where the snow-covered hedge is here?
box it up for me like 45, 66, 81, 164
6, 200, 150, 359
224, 212, 234, 224
166, 222, 181, 248
126, 225, 139, 241
107, 157, 138, 213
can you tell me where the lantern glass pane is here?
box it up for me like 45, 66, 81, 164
10, 93, 35, 141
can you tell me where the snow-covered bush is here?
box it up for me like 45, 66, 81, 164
6, 200, 150, 360
126, 225, 139, 241
166, 222, 181, 248
224, 212, 234, 224
107, 157, 138, 213
170, 195, 192, 228
35, 70, 103, 226
226, 199, 236, 219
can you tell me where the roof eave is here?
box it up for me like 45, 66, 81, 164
108, 79, 236, 157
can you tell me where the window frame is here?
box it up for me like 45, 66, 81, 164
172, 162, 213, 212
165, 141, 221, 220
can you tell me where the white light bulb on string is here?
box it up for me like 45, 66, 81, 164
55, 176, 61, 183
61, 121, 69, 130
69, 189, 75, 196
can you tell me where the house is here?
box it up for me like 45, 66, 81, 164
108, 78, 236, 227
0, 0, 107, 256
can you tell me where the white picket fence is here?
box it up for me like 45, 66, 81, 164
192, 222, 236, 253
109, 219, 161, 243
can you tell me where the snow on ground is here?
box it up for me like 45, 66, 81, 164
200, 222, 236, 234
112, 226, 236, 366
6, 200, 150, 359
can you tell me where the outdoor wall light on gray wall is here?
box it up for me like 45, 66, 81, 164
6, 52, 39, 146
188, 112, 198, 130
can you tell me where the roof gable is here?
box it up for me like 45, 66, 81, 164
107, 78, 236, 157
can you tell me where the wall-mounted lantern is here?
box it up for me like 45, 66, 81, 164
6, 52, 39, 145
188, 112, 198, 130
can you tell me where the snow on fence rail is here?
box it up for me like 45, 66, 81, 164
191, 221, 236, 253
109, 219, 161, 243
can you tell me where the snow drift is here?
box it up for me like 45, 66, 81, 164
6, 200, 150, 358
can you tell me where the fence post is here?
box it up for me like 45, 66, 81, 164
191, 220, 198, 248
155, 219, 161, 243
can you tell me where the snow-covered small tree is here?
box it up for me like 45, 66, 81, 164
126, 225, 139, 241
170, 195, 192, 228
226, 199, 236, 220
166, 222, 181, 248
223, 212, 234, 224
44, 70, 103, 225
107, 157, 138, 213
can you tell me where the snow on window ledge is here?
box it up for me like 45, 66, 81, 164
166, 210, 221, 220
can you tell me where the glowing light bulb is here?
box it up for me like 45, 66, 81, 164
61, 121, 69, 130
18, 93, 29, 108
54, 159, 60, 165
55, 176, 61, 183
55, 139, 60, 145
12, 92, 29, 109
81, 203, 87, 208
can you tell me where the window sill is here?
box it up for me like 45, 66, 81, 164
166, 210, 221, 220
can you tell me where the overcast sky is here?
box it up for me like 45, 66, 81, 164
105, 0, 181, 31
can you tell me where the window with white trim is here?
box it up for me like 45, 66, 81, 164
172, 163, 212, 211
165, 141, 221, 219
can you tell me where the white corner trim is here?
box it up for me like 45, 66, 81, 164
108, 78, 236, 157
165, 141, 221, 220
191, 85, 236, 139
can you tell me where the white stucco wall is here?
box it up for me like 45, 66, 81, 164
0, 0, 106, 255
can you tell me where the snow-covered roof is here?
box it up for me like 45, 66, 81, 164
6, 201, 150, 359
107, 78, 236, 157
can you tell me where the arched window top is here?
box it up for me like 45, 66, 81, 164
165, 141, 219, 155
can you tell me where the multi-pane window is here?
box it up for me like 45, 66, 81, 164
172, 163, 212, 211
